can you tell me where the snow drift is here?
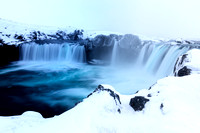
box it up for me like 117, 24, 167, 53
174, 49, 200, 76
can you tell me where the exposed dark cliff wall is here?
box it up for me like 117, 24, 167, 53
0, 45, 19, 67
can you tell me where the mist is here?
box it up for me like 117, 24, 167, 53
0, 0, 200, 39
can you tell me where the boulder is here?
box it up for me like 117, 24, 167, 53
129, 96, 149, 111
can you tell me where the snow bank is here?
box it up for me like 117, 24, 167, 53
174, 49, 200, 76
0, 18, 83, 45
1, 74, 200, 133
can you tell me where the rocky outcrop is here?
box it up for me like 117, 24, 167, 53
0, 18, 85, 45
87, 85, 122, 113
129, 96, 149, 111
118, 34, 141, 49
85, 34, 119, 65
174, 49, 200, 76
87, 85, 121, 105
86, 34, 142, 65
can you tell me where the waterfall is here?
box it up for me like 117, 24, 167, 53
111, 41, 191, 77
111, 39, 118, 65
20, 43, 86, 63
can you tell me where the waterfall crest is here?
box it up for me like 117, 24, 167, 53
20, 43, 86, 63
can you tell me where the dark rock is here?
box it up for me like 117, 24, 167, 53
117, 109, 121, 113
92, 34, 118, 47
180, 54, 188, 65
185, 40, 191, 44
148, 83, 156, 90
147, 94, 152, 97
129, 96, 149, 111
0, 39, 5, 45
176, 41, 182, 44
135, 90, 139, 94
5, 34, 11, 38
177, 66, 191, 77
67, 30, 84, 41
0, 44, 20, 66
174, 53, 191, 77
56, 30, 67, 40
14, 34, 25, 41
29, 31, 38, 40
160, 103, 164, 110
86, 85, 121, 113
87, 85, 121, 105
86, 34, 120, 64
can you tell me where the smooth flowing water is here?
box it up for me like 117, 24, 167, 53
0, 42, 190, 117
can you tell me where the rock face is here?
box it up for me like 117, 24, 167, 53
87, 85, 121, 105
174, 49, 200, 76
118, 34, 141, 49
129, 96, 149, 111
0, 45, 19, 66
86, 34, 142, 65
86, 34, 120, 65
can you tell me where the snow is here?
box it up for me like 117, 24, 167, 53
174, 49, 200, 75
0, 18, 78, 45
183, 49, 200, 72
0, 74, 200, 133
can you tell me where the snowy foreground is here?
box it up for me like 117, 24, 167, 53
0, 49, 200, 133
0, 74, 200, 133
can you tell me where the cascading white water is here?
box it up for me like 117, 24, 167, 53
111, 41, 190, 77
111, 39, 118, 65
20, 42, 86, 63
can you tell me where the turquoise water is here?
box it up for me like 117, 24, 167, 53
0, 61, 160, 117
0, 42, 191, 117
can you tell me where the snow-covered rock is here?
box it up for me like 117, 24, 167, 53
174, 49, 200, 76
0, 18, 84, 45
